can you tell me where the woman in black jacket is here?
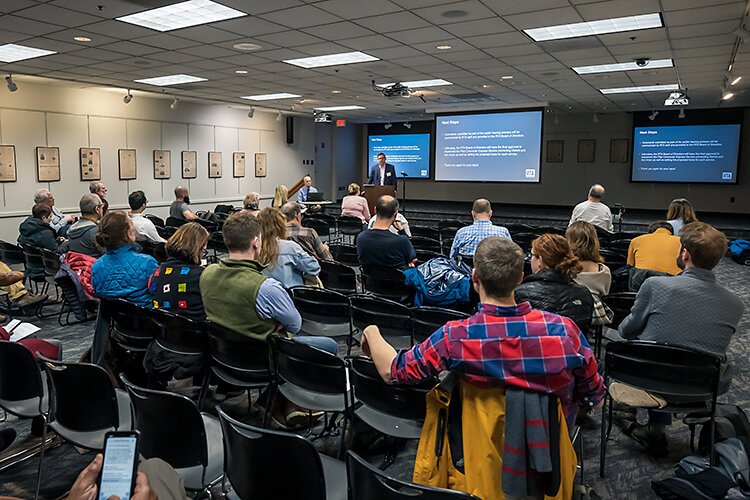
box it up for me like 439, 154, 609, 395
515, 233, 594, 333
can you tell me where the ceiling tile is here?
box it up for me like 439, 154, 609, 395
256, 30, 326, 47
259, 5, 342, 29
315, 0, 403, 19
14, 4, 103, 27
411, 1, 498, 25
357, 11, 431, 32
482, 0, 570, 16
464, 32, 532, 49
0, 15, 64, 36
214, 17, 288, 37
387, 27, 454, 44
503, 7, 583, 30
302, 21, 376, 40
664, 4, 746, 27
442, 17, 514, 37
133, 34, 203, 51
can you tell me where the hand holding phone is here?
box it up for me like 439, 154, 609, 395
97, 431, 140, 500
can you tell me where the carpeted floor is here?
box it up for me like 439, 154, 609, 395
1, 257, 749, 499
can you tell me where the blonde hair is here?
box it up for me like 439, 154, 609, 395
257, 207, 286, 266
348, 183, 360, 195
272, 185, 288, 209
243, 192, 260, 207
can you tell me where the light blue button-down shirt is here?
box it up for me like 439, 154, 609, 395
449, 219, 512, 259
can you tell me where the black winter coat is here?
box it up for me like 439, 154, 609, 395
18, 217, 59, 252
515, 268, 594, 333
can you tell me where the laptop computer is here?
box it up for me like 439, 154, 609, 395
307, 192, 324, 202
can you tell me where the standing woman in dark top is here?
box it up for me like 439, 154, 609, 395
515, 233, 594, 333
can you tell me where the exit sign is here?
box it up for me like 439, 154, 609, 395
335, 119, 346, 127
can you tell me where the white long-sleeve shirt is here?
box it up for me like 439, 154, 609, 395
130, 213, 166, 243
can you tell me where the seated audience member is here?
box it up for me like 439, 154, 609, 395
257, 207, 320, 288
92, 211, 159, 308
129, 190, 165, 244
296, 175, 318, 203
170, 186, 198, 221
358, 195, 416, 270
627, 221, 682, 291
569, 184, 614, 233
566, 221, 611, 298
362, 236, 605, 429
340, 183, 370, 223
61, 194, 104, 258
271, 184, 288, 209
367, 206, 412, 237
149, 223, 209, 321
243, 191, 261, 216
281, 202, 332, 261
34, 188, 74, 236
666, 198, 698, 237
18, 203, 62, 252
449, 198, 511, 260
618, 222, 744, 455
0, 261, 46, 318
515, 234, 594, 334
89, 181, 108, 215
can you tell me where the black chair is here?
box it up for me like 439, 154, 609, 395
156, 225, 177, 239
594, 225, 612, 245
599, 249, 627, 273
535, 225, 567, 236
511, 232, 539, 252
55, 272, 97, 326
504, 223, 534, 234
458, 253, 473, 268
337, 216, 364, 243
599, 341, 721, 477
149, 309, 208, 385
438, 220, 465, 241
607, 238, 632, 255
121, 375, 223, 493
0, 240, 25, 267
198, 321, 275, 414
302, 218, 331, 240
360, 266, 412, 304
415, 249, 443, 264
41, 248, 62, 302
144, 214, 165, 228
165, 216, 187, 228
306, 212, 337, 226
410, 226, 440, 240
209, 231, 228, 262
214, 204, 234, 215
591, 292, 636, 358
610, 231, 641, 241
328, 243, 359, 268
349, 295, 413, 352
40, 355, 132, 450
319, 260, 358, 295
346, 450, 478, 500
411, 306, 470, 343
441, 237, 453, 255
21, 245, 48, 294
410, 236, 442, 253
218, 408, 347, 500
291, 286, 351, 340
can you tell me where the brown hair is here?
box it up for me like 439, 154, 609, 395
166, 222, 209, 265
474, 237, 525, 298
96, 211, 132, 251
348, 183, 360, 195
222, 212, 260, 253
243, 192, 260, 208
257, 207, 286, 266
32, 203, 51, 220
680, 222, 727, 270
666, 198, 698, 224
532, 233, 583, 279
565, 221, 602, 263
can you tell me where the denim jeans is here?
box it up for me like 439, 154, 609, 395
292, 335, 338, 355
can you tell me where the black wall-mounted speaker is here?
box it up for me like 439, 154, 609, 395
286, 116, 294, 144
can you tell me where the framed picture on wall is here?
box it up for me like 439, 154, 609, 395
233, 152, 246, 178
153, 150, 171, 179
546, 140, 564, 163
36, 146, 61, 182
118, 149, 137, 180
0, 145, 17, 182
577, 139, 596, 163
610, 139, 629, 163
254, 152, 267, 178
208, 151, 222, 178
79, 147, 101, 181
181, 150, 197, 179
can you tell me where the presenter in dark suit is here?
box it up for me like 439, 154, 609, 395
368, 153, 397, 191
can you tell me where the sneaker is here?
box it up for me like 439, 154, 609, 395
285, 410, 324, 429
14, 293, 47, 308
626, 423, 668, 457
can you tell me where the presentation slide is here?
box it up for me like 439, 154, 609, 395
632, 124, 741, 183
434, 110, 542, 182
368, 133, 431, 178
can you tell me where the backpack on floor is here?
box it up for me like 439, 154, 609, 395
697, 405, 750, 451
728, 240, 750, 266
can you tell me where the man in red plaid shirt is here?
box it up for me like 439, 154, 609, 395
362, 236, 605, 426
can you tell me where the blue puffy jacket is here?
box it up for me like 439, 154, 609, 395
92, 244, 158, 308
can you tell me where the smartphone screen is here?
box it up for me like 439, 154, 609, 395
98, 433, 139, 500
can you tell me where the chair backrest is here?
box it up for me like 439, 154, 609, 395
328, 244, 359, 267
305, 212, 336, 225
338, 216, 364, 235
606, 238, 631, 254
144, 214, 165, 228
121, 375, 208, 470
205, 322, 272, 383
360, 266, 411, 302
0, 240, 25, 266
458, 254, 473, 268
152, 309, 207, 353
350, 295, 412, 346
409, 226, 440, 240
0, 341, 44, 415
410, 236, 442, 253
411, 307, 470, 343
100, 298, 158, 349
40, 356, 120, 432
441, 238, 453, 255
416, 249, 444, 264
504, 223, 534, 234
601, 292, 636, 329
438, 221, 465, 240
214, 204, 234, 215
291, 286, 350, 323
271, 336, 347, 395
54, 272, 93, 321
22, 245, 45, 272
594, 225, 612, 243
599, 249, 627, 272
349, 356, 429, 421
534, 226, 566, 236
42, 248, 61, 276
301, 218, 330, 237
319, 260, 358, 295
346, 450, 477, 500
510, 232, 539, 251
218, 409, 327, 500
165, 216, 187, 228
605, 341, 721, 399
209, 231, 228, 254
156, 225, 177, 239
611, 231, 641, 241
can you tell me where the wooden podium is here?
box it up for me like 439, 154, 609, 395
362, 184, 396, 216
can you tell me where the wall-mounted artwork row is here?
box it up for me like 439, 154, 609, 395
182, 150, 197, 179
80, 148, 101, 181
0, 145, 17, 182
208, 151, 222, 178
118, 149, 137, 180
36, 146, 61, 182
154, 150, 171, 180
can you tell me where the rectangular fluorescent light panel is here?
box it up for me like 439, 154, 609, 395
599, 83, 679, 94
134, 74, 207, 86
0, 43, 56, 62
573, 58, 673, 74
117, 0, 246, 32
377, 79, 453, 88
525, 13, 663, 42
314, 105, 366, 111
284, 51, 378, 68
241, 93, 301, 101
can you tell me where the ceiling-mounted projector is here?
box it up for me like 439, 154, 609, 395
314, 112, 333, 123
664, 90, 689, 106
372, 80, 411, 98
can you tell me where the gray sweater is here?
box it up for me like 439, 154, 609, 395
619, 267, 745, 360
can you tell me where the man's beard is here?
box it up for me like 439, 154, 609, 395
184, 196, 191, 204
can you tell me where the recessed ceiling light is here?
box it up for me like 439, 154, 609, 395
232, 42, 262, 51
314, 105, 366, 111
482, 84, 492, 88
134, 74, 207, 86
283, 51, 378, 69
524, 13, 663, 42
376, 79, 452, 88
331, 90, 342, 94
117, 0, 246, 32
731, 76, 742, 86
73, 36, 92, 42
436, 44, 452, 50
241, 93, 301, 101
599, 83, 679, 94
234, 69, 248, 74
501, 75, 513, 80
723, 92, 734, 100
572, 58, 673, 74
0, 43, 56, 62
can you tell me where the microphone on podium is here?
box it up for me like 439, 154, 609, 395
400, 171, 409, 177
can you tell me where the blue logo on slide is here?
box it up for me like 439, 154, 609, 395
722, 172, 732, 180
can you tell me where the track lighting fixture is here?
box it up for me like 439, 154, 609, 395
276, 110, 283, 121
403, 122, 412, 129
123, 90, 133, 104
384, 123, 392, 129
678, 108, 685, 119
170, 97, 179, 109
247, 107, 255, 118
648, 110, 659, 121
5, 75, 17, 92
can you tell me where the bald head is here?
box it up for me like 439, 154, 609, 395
471, 198, 492, 220
375, 195, 399, 221
588, 184, 605, 201
174, 186, 189, 199
34, 189, 52, 205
